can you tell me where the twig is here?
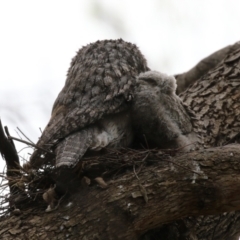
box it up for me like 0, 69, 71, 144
17, 127, 34, 144
133, 164, 139, 180
9, 136, 54, 155
135, 152, 149, 175
9, 136, 36, 148
15, 130, 22, 140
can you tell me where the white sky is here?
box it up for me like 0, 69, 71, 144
0, 0, 240, 166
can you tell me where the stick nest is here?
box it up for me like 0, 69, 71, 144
0, 147, 174, 215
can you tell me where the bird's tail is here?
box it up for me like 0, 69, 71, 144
55, 129, 93, 168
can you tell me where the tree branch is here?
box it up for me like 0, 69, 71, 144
175, 41, 240, 94
1, 144, 240, 239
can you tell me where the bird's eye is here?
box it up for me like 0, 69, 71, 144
140, 78, 157, 87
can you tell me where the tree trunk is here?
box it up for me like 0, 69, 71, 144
1, 42, 240, 240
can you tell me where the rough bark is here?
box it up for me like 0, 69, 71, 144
1, 145, 240, 240
175, 40, 240, 94
1, 43, 240, 240
181, 47, 240, 148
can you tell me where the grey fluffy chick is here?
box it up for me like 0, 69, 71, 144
132, 71, 198, 151
30, 39, 149, 169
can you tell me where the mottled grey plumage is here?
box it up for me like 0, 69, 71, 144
132, 71, 197, 150
30, 39, 149, 168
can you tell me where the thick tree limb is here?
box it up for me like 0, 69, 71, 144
0, 144, 240, 239
175, 40, 240, 94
